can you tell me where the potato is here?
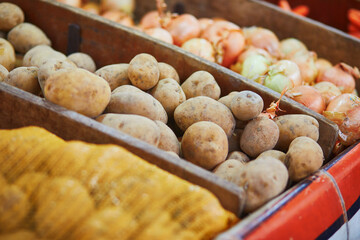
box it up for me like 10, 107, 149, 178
228, 128, 243, 153
38, 58, 77, 92
181, 121, 228, 170
0, 64, 9, 81
274, 114, 319, 151
256, 150, 286, 163
218, 91, 239, 108
112, 84, 143, 94
230, 91, 264, 121
181, 71, 220, 100
0, 38, 16, 71
227, 151, 250, 163
128, 53, 159, 90
95, 64, 130, 90
4, 66, 40, 94
155, 121, 180, 155
285, 136, 324, 182
158, 62, 180, 83
0, 173, 6, 188
238, 158, 288, 213
23, 45, 67, 67
0, 185, 31, 232
14, 173, 48, 203
150, 78, 186, 116
0, 2, 24, 31
97, 113, 160, 147
0, 230, 39, 240
34, 177, 94, 240
174, 96, 236, 136
213, 159, 245, 184
7, 23, 51, 54
106, 91, 168, 123
68, 52, 96, 72
240, 117, 279, 158
44, 68, 111, 118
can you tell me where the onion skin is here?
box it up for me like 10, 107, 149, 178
165, 14, 200, 46
339, 106, 360, 146
236, 46, 274, 65
240, 54, 270, 83
100, 0, 134, 15
82, 2, 100, 15
313, 82, 342, 106
326, 93, 359, 112
181, 38, 215, 62
279, 38, 307, 59
216, 30, 245, 67
139, 11, 161, 29
57, 0, 81, 7
244, 27, 280, 58
315, 58, 333, 79
286, 86, 326, 114
201, 20, 240, 44
145, 28, 173, 44
316, 63, 357, 93
290, 51, 318, 85
198, 18, 214, 35
101, 10, 134, 27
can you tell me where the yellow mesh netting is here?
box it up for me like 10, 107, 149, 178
0, 126, 237, 240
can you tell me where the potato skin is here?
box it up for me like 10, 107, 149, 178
150, 78, 186, 116
181, 71, 220, 100
0, 64, 9, 81
158, 62, 180, 83
256, 150, 286, 163
128, 53, 159, 90
285, 136, 324, 182
0, 38, 16, 71
227, 128, 243, 153
155, 120, 180, 154
44, 68, 111, 118
95, 64, 130, 90
68, 52, 96, 72
274, 114, 319, 151
174, 96, 236, 136
238, 158, 288, 213
0, 2, 24, 31
4, 66, 40, 94
112, 84, 143, 94
97, 113, 160, 147
181, 121, 228, 170
106, 91, 168, 123
23, 45, 67, 68
213, 159, 245, 184
230, 91, 264, 121
7, 23, 51, 54
240, 117, 279, 158
227, 151, 249, 163
218, 91, 238, 108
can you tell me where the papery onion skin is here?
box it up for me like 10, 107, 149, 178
100, 0, 134, 15
243, 27, 280, 58
82, 3, 100, 14
315, 58, 333, 79
290, 51, 318, 85
139, 11, 161, 29
316, 63, 356, 93
201, 20, 240, 44
286, 86, 326, 114
339, 106, 360, 146
181, 38, 215, 62
165, 14, 200, 46
101, 10, 134, 27
57, 0, 81, 7
279, 38, 308, 59
236, 46, 274, 65
198, 18, 214, 35
313, 81, 342, 106
264, 72, 293, 93
217, 30, 245, 67
145, 28, 173, 44
240, 54, 270, 83
272, 60, 302, 87
326, 93, 359, 112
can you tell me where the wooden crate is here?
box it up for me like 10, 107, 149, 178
0, 0, 343, 217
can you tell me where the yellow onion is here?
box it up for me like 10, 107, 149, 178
279, 38, 308, 59
315, 58, 333, 79
145, 28, 173, 44
240, 54, 271, 83
339, 106, 360, 146
313, 81, 341, 106
243, 27, 280, 58
326, 93, 359, 112
139, 11, 161, 29
100, 0, 134, 15
165, 14, 200, 46
290, 50, 318, 85
181, 38, 215, 62
286, 86, 325, 114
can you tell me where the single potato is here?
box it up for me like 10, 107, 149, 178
174, 96, 236, 136
150, 78, 186, 116
96, 64, 130, 90
181, 71, 220, 100
128, 53, 159, 90
0, 2, 24, 31
155, 120, 180, 154
111, 84, 143, 94
23, 45, 67, 68
218, 91, 239, 108
285, 136, 324, 182
227, 151, 250, 163
0, 38, 16, 71
274, 114, 319, 151
230, 91, 264, 121
256, 150, 286, 163
7, 22, 51, 54
44, 68, 111, 118
181, 121, 228, 170
68, 52, 96, 72
0, 64, 9, 81
240, 117, 279, 158
213, 159, 245, 184
158, 62, 180, 83
97, 113, 161, 147
4, 66, 40, 94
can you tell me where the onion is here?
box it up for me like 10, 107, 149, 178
326, 93, 359, 112
339, 106, 360, 146
286, 86, 326, 113
201, 20, 240, 44
139, 11, 161, 29
313, 82, 341, 106
181, 38, 215, 62
165, 14, 200, 46
57, 0, 81, 7
100, 0, 134, 15
243, 27, 280, 58
144, 28, 173, 44
316, 63, 359, 93
290, 50, 318, 85
240, 54, 270, 83
236, 46, 274, 65
101, 10, 134, 27
215, 30, 245, 67
198, 18, 214, 35
82, 2, 100, 15
315, 58, 333, 78
279, 38, 307, 59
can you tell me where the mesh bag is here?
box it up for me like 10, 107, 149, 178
0, 126, 237, 240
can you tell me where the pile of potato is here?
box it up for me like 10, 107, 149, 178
0, 2, 325, 214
